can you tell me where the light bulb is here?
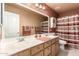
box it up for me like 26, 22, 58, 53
42, 6, 45, 9
39, 4, 42, 8
35, 3, 39, 7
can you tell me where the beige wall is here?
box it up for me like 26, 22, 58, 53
58, 8, 79, 17
5, 4, 46, 35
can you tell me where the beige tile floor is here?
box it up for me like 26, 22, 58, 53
58, 48, 69, 56
58, 47, 79, 56
68, 48, 79, 56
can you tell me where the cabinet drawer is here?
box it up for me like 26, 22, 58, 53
44, 46, 51, 56
31, 44, 43, 55
44, 40, 51, 48
34, 51, 43, 56
13, 49, 30, 56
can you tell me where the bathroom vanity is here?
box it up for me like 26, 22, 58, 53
0, 35, 59, 56
13, 36, 59, 56
0, 4, 59, 56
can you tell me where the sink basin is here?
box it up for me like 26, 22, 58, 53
47, 35, 58, 39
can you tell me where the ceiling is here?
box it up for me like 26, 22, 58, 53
46, 3, 79, 14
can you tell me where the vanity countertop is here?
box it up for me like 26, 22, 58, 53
0, 35, 58, 56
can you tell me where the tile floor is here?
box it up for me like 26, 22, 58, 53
58, 47, 79, 56
58, 48, 69, 56
68, 48, 79, 56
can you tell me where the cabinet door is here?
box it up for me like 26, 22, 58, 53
44, 46, 51, 56
44, 40, 51, 48
13, 49, 30, 56
31, 44, 43, 55
55, 41, 59, 55
51, 39, 56, 44
34, 51, 43, 56
51, 44, 55, 56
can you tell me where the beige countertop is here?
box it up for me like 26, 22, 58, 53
0, 35, 58, 56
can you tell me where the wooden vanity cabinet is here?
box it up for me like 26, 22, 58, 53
44, 46, 51, 56
44, 40, 51, 48
55, 41, 60, 55
12, 37, 59, 56
51, 38, 59, 56
34, 51, 43, 56
30, 43, 44, 56
51, 44, 56, 56
43, 40, 51, 56
12, 49, 30, 56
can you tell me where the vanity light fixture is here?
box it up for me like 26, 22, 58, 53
35, 3, 46, 10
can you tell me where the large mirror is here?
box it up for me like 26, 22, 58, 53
3, 3, 49, 38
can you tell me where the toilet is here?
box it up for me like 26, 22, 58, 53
59, 40, 67, 50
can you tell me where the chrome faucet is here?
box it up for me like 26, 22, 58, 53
18, 37, 24, 42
